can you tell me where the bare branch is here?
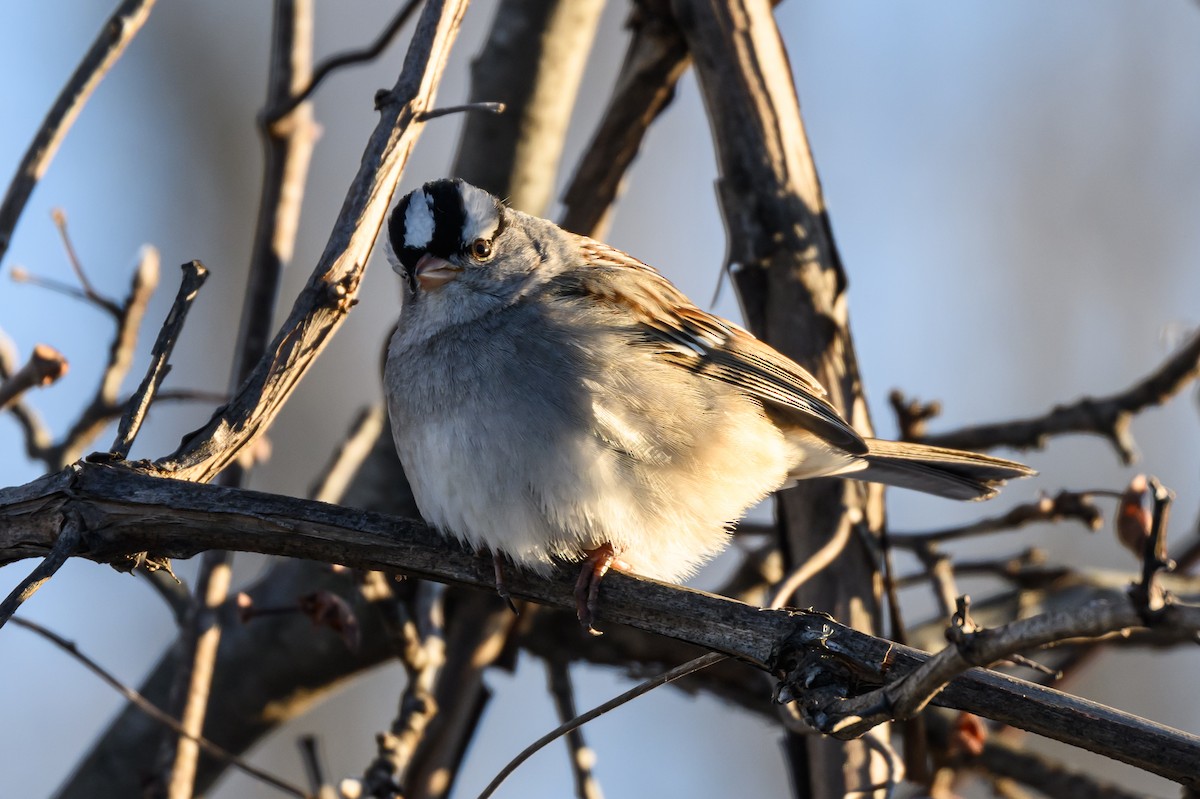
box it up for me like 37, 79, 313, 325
0, 514, 80, 630
560, 0, 690, 237
264, 0, 422, 123
159, 2, 318, 784
917, 326, 1200, 464
797, 593, 1200, 749
149, 0, 470, 483
53, 246, 160, 467
111, 261, 208, 458
452, 0, 606, 216
9, 617, 308, 798
51, 208, 123, 317
0, 0, 158, 266
357, 578, 446, 798
890, 491, 1104, 547
418, 101, 505, 121
672, 0, 888, 793
478, 653, 724, 799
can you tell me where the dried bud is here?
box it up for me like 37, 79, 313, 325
235, 435, 273, 469
30, 344, 67, 384
949, 712, 988, 758
299, 590, 361, 652
1116, 474, 1152, 559
235, 591, 255, 623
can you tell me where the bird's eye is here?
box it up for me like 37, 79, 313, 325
469, 238, 493, 261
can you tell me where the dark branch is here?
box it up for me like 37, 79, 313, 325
111, 260, 208, 458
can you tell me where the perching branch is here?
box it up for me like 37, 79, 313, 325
0, 0, 158, 266
912, 326, 1200, 464
2, 462, 1199, 789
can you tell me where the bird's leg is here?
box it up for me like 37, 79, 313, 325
492, 552, 518, 615
574, 543, 625, 636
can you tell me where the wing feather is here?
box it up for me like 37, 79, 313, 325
552, 237, 868, 454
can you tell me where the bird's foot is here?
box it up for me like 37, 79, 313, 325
492, 552, 518, 615
573, 543, 629, 636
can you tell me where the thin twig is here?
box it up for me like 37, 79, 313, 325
52, 245, 160, 468
51, 208, 122, 316
0, 515, 81, 630
10, 616, 308, 798
769, 512, 853, 610
0, 0, 159, 266
264, 0, 422, 123
9, 267, 116, 313
111, 261, 208, 458
297, 735, 337, 799
890, 491, 1104, 547
476, 652, 725, 799
919, 327, 1200, 464
418, 101, 505, 121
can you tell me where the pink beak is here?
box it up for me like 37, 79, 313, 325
414, 253, 462, 290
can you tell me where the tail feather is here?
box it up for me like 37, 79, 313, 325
856, 438, 1035, 501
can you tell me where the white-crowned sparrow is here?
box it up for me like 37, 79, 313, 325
384, 178, 1033, 632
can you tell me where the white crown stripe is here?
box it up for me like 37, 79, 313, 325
403, 189, 435, 249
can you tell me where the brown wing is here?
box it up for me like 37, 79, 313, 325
558, 237, 868, 455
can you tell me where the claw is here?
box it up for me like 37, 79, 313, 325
574, 543, 623, 635
492, 553, 518, 615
